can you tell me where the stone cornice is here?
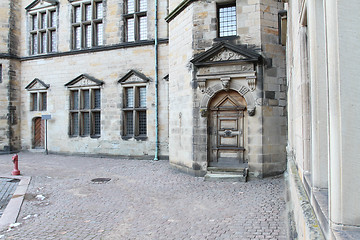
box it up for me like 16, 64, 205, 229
165, 0, 196, 23
20, 39, 169, 61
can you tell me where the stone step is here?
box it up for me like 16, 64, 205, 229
204, 168, 248, 182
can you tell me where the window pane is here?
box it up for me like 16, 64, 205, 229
40, 12, 47, 29
50, 30, 56, 52
219, 6, 237, 37
93, 89, 101, 109
127, 0, 134, 13
139, 87, 146, 107
139, 16, 147, 40
31, 93, 38, 111
138, 111, 147, 135
32, 15, 38, 30
96, 23, 103, 46
127, 18, 135, 42
126, 111, 133, 135
75, 26, 81, 49
75, 6, 81, 22
96, 2, 103, 19
32, 34, 38, 54
85, 4, 92, 21
40, 92, 47, 111
72, 113, 79, 135
125, 88, 134, 108
50, 11, 57, 27
85, 25, 92, 48
139, 0, 147, 12
72, 91, 79, 110
83, 90, 90, 109
41, 32, 47, 53
93, 112, 101, 135
83, 112, 90, 135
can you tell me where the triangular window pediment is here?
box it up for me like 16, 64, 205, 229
25, 78, 50, 91
191, 42, 262, 67
26, 0, 58, 11
118, 70, 150, 85
65, 74, 104, 88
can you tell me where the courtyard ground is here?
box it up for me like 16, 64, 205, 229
0, 152, 287, 240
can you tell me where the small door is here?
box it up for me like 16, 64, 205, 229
33, 117, 44, 149
208, 90, 246, 168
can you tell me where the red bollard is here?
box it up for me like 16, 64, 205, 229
11, 154, 20, 175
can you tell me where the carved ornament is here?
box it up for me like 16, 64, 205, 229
208, 49, 247, 62
220, 76, 231, 91
246, 76, 257, 91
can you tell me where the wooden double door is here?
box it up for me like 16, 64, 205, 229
33, 117, 44, 149
208, 90, 247, 168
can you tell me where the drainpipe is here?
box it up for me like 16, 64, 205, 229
153, 0, 159, 161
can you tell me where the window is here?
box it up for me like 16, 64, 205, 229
218, 4, 237, 37
124, 0, 147, 42
30, 92, 47, 111
123, 86, 147, 138
71, 0, 103, 49
69, 88, 101, 137
29, 9, 57, 55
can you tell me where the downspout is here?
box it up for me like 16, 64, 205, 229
153, 0, 159, 161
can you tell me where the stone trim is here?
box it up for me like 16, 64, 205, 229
20, 39, 169, 61
65, 74, 104, 87
199, 83, 256, 116
25, 78, 50, 90
165, 0, 196, 23
118, 70, 150, 85
285, 159, 325, 240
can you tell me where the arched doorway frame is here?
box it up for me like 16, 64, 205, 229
199, 83, 256, 169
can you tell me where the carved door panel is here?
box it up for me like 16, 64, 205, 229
33, 117, 44, 149
208, 90, 246, 168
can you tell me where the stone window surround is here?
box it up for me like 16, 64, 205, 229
123, 0, 147, 42
30, 91, 48, 111
27, 6, 58, 55
217, 2, 237, 38
118, 70, 150, 140
121, 84, 147, 140
68, 87, 101, 138
70, 0, 104, 49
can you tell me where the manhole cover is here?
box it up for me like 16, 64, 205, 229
91, 178, 111, 183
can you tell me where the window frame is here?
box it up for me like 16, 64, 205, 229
69, 87, 101, 138
30, 91, 48, 112
71, 0, 104, 50
122, 84, 147, 140
217, 2, 237, 38
28, 7, 57, 55
124, 0, 147, 42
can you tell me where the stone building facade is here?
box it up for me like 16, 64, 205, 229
286, 0, 360, 239
0, 0, 287, 179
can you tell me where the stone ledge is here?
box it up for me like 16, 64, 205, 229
285, 159, 325, 239
0, 175, 31, 232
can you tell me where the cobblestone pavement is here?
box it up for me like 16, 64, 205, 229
0, 178, 19, 217
0, 152, 288, 240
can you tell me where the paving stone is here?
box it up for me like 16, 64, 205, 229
0, 152, 287, 239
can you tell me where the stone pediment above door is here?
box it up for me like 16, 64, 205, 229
26, 0, 58, 11
65, 74, 104, 88
190, 42, 262, 67
25, 78, 50, 91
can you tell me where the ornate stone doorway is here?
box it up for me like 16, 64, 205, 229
208, 90, 247, 168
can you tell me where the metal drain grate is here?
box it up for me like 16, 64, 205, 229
91, 178, 111, 183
